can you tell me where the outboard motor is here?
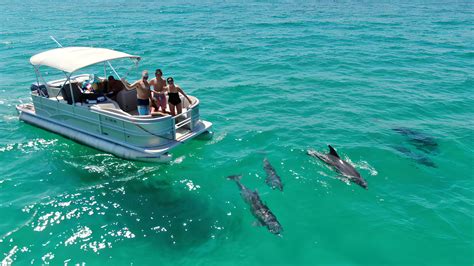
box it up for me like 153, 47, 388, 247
30, 83, 49, 98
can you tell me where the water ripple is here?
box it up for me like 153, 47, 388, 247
0, 1, 473, 265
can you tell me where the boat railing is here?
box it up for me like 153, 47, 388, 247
174, 108, 193, 130
173, 95, 200, 131
31, 92, 201, 145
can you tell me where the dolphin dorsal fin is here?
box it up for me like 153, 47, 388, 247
328, 145, 340, 158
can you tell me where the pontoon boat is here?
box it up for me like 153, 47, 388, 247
16, 47, 212, 162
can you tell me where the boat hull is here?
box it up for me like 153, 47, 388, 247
16, 104, 212, 163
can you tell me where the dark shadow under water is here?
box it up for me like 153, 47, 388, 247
391, 145, 437, 168
392, 127, 439, 154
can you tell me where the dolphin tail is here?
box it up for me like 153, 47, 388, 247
307, 149, 317, 157
328, 145, 340, 158
227, 175, 242, 182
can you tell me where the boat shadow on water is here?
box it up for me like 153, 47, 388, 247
0, 158, 240, 261
0, 176, 236, 260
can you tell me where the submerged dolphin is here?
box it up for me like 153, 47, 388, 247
227, 175, 283, 235
392, 146, 437, 168
307, 145, 368, 189
263, 158, 283, 191
227, 175, 257, 204
393, 127, 438, 153
248, 191, 283, 235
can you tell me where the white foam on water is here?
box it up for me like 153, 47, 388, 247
172, 155, 185, 164
2, 246, 18, 265
206, 131, 227, 145
0, 138, 58, 153
65, 226, 93, 246
179, 179, 201, 191
344, 156, 378, 176
41, 252, 54, 264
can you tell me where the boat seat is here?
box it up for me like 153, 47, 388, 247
116, 89, 137, 112
181, 95, 193, 109
93, 101, 120, 110
91, 100, 132, 116
47, 85, 61, 98
61, 82, 83, 104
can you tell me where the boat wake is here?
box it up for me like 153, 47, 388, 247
206, 131, 227, 145
343, 156, 378, 176
0, 138, 58, 154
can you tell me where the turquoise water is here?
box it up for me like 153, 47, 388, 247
1, 1, 473, 265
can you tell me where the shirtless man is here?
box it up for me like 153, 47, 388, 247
149, 69, 167, 113
121, 70, 152, 115
166, 77, 192, 116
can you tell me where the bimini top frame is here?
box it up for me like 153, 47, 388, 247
30, 46, 140, 105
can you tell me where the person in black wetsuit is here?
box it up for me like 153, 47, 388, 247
166, 77, 192, 116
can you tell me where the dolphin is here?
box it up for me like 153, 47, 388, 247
263, 158, 283, 191
393, 127, 438, 153
249, 191, 283, 235
227, 175, 283, 235
307, 145, 368, 189
392, 146, 437, 168
227, 175, 257, 204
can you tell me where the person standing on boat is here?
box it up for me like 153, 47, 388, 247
149, 69, 167, 113
121, 70, 152, 115
166, 77, 192, 116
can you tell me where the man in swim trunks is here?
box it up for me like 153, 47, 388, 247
166, 77, 193, 116
149, 69, 168, 113
121, 70, 152, 115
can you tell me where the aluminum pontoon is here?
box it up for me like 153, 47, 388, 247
16, 47, 212, 162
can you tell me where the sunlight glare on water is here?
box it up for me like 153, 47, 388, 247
0, 1, 473, 265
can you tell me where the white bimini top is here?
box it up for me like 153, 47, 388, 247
30, 47, 140, 73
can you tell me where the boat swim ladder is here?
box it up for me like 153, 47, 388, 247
173, 108, 194, 140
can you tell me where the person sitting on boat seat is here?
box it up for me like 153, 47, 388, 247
121, 70, 152, 115
166, 77, 192, 116
82, 74, 101, 93
106, 75, 125, 101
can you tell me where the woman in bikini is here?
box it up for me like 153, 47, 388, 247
166, 77, 192, 116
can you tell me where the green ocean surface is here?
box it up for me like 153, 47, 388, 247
0, 1, 473, 265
